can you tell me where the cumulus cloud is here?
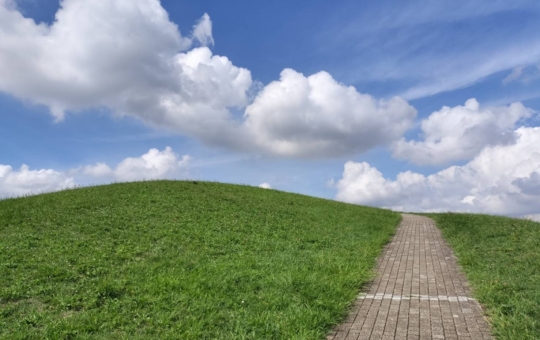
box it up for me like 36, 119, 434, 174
392, 99, 533, 165
159, 47, 252, 145
244, 69, 417, 157
335, 127, 540, 217
258, 183, 272, 189
0, 164, 74, 198
79, 147, 191, 182
0, 147, 191, 199
512, 172, 540, 196
0, 0, 418, 158
114, 147, 191, 182
0, 0, 250, 139
1, 0, 189, 119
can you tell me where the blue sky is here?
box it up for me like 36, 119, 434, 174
1, 0, 540, 219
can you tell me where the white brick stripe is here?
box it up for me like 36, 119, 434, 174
358, 293, 476, 301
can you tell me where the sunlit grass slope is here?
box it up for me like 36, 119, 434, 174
429, 213, 540, 340
0, 181, 400, 339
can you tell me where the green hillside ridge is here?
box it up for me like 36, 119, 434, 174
0, 181, 400, 339
428, 213, 540, 340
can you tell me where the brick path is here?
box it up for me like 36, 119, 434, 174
328, 214, 493, 340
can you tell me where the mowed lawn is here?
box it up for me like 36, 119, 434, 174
429, 213, 540, 340
0, 181, 401, 339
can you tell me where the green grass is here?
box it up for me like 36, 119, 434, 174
0, 181, 401, 339
428, 213, 540, 340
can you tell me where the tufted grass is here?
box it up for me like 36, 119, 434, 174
428, 213, 540, 340
0, 181, 400, 339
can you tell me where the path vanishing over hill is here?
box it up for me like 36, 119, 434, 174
328, 214, 493, 340
5, 182, 538, 339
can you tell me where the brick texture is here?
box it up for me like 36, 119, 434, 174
327, 214, 493, 340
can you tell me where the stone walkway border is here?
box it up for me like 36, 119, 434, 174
327, 214, 493, 340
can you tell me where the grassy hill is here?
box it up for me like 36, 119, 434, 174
0, 181, 401, 339
429, 213, 540, 340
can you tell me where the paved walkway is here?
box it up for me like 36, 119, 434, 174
328, 214, 492, 340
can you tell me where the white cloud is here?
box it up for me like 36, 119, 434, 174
244, 69, 417, 157
114, 147, 191, 182
392, 99, 533, 165
0, 0, 420, 159
82, 163, 113, 177
79, 147, 191, 182
502, 64, 540, 85
503, 66, 526, 85
335, 127, 540, 217
159, 46, 252, 145
0, 0, 189, 119
0, 0, 250, 136
192, 13, 214, 46
523, 214, 540, 222
0, 164, 74, 198
259, 183, 272, 189
0, 147, 191, 199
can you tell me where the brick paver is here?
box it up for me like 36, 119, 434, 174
328, 214, 493, 340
